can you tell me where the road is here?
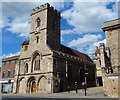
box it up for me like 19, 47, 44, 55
1, 93, 119, 100
1, 87, 119, 100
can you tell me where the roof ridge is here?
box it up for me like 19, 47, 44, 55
61, 44, 89, 57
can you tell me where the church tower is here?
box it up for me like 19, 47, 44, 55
29, 3, 61, 51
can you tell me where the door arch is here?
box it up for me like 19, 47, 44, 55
19, 77, 26, 94
27, 77, 36, 94
38, 77, 47, 93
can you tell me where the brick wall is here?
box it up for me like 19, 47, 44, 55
1, 56, 19, 78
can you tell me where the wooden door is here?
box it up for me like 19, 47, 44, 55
31, 81, 36, 93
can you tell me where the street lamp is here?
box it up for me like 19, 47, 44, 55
84, 64, 88, 96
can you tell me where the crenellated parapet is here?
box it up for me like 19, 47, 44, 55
31, 3, 60, 17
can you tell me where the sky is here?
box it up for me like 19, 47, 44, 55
0, 0, 119, 66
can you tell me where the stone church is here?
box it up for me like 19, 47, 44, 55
13, 3, 95, 94
93, 18, 120, 97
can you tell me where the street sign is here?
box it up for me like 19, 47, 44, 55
85, 73, 89, 75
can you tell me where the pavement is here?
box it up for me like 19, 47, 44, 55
1, 86, 119, 100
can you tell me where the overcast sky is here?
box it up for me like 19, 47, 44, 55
0, 0, 119, 66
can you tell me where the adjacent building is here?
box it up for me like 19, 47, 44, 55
93, 18, 120, 97
93, 47, 103, 86
0, 56, 19, 93
13, 3, 95, 94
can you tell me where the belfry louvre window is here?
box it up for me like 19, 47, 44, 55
37, 18, 40, 27
34, 60, 40, 70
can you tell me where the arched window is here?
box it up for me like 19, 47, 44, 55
25, 63, 28, 73
33, 54, 40, 71
37, 18, 40, 27
31, 52, 41, 72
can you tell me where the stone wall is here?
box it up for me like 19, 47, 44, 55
101, 18, 120, 97
103, 19, 120, 70
53, 53, 96, 93
103, 74, 119, 97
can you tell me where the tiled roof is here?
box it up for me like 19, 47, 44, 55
61, 45, 93, 62
17, 40, 93, 62
95, 49, 100, 54
21, 40, 29, 45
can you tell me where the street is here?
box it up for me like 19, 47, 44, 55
1, 93, 119, 100
1, 87, 119, 100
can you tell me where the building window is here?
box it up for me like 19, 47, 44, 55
9, 61, 11, 64
2, 71, 6, 77
4, 62, 6, 66
8, 70, 10, 77
36, 36, 39, 43
34, 59, 40, 70
54, 58, 57, 68
25, 63, 28, 73
24, 46, 28, 51
13, 69, 15, 77
52, 19, 55, 31
99, 60, 101, 65
14, 60, 17, 64
33, 54, 40, 71
37, 17, 40, 27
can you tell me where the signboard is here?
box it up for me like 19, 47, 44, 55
108, 76, 118, 79
48, 78, 51, 84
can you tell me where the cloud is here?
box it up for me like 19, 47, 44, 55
2, 2, 65, 38
61, 2, 118, 34
68, 34, 105, 55
2, 51, 20, 58
7, 18, 30, 38
61, 29, 75, 34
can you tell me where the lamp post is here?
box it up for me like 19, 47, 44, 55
84, 64, 88, 96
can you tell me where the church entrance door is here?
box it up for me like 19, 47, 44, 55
31, 81, 36, 93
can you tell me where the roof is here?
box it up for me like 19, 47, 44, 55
95, 49, 100, 54
2, 56, 19, 61
21, 40, 29, 45
61, 45, 93, 62
12, 40, 93, 63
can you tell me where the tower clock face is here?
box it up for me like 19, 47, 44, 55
35, 27, 40, 33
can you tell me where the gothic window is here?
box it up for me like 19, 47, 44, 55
37, 17, 40, 27
34, 59, 40, 70
33, 55, 40, 71
25, 63, 28, 73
